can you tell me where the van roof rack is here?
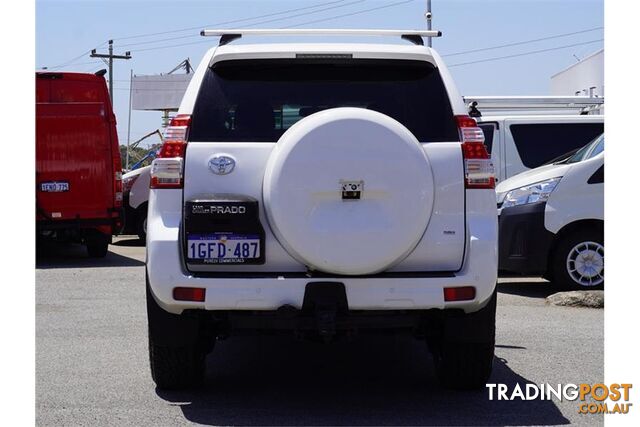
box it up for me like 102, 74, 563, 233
200, 29, 442, 46
463, 96, 604, 117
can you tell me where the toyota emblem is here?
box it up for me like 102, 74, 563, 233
209, 155, 236, 175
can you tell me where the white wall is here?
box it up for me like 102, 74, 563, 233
551, 49, 604, 97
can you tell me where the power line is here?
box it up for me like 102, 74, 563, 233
39, 1, 356, 68
112, 0, 354, 41
116, 0, 366, 49
442, 26, 603, 57
90, 40, 132, 104
285, 0, 415, 28
40, 41, 108, 70
128, 0, 417, 54
448, 38, 603, 68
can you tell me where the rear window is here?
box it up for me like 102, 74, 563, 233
509, 122, 604, 168
189, 59, 459, 143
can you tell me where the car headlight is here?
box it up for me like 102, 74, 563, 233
502, 177, 561, 208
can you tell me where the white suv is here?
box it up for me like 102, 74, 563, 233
146, 29, 498, 390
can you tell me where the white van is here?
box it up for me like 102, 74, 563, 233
478, 115, 603, 183
496, 134, 604, 289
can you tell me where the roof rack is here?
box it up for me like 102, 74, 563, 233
200, 29, 442, 46
463, 96, 604, 117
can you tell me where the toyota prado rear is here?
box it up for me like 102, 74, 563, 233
145, 30, 498, 390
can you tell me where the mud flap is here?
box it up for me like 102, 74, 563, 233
442, 290, 497, 344
146, 273, 201, 347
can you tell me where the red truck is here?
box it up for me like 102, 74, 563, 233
36, 71, 123, 257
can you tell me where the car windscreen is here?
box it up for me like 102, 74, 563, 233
188, 59, 459, 143
566, 134, 604, 164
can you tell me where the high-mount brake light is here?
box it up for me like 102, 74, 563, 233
150, 114, 191, 189
456, 115, 495, 189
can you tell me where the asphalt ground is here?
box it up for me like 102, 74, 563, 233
36, 237, 604, 426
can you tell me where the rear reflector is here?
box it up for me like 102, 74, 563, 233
443, 286, 476, 302
173, 287, 206, 302
150, 157, 184, 189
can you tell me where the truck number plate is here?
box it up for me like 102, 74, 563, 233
187, 234, 261, 263
40, 181, 69, 192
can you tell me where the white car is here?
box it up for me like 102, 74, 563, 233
478, 115, 603, 183
146, 29, 498, 390
122, 165, 151, 240
496, 134, 604, 289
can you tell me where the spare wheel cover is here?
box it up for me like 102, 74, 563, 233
263, 107, 434, 275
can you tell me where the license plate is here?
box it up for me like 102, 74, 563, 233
187, 233, 261, 263
40, 181, 69, 192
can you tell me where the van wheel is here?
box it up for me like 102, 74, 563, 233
551, 229, 604, 290
85, 231, 109, 258
149, 337, 206, 390
137, 207, 147, 242
430, 292, 496, 390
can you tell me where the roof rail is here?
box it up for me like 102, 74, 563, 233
200, 29, 442, 46
463, 96, 604, 117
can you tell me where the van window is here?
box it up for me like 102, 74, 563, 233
509, 122, 604, 168
189, 59, 459, 143
478, 123, 495, 154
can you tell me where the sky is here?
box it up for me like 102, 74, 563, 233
36, 0, 604, 149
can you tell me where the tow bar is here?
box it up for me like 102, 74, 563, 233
302, 282, 348, 342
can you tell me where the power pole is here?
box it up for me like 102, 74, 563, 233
426, 0, 433, 48
90, 40, 131, 104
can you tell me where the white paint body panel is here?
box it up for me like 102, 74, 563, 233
147, 188, 497, 314
495, 152, 603, 234
125, 166, 151, 209
147, 40, 497, 313
544, 155, 603, 234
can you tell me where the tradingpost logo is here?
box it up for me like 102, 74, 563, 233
486, 383, 633, 415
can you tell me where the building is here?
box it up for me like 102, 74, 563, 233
551, 49, 604, 98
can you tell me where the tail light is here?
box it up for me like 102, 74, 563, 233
113, 151, 122, 208
122, 173, 139, 193
150, 114, 191, 189
456, 115, 495, 189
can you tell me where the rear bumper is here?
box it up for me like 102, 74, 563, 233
36, 212, 123, 233
146, 191, 498, 315
498, 202, 555, 275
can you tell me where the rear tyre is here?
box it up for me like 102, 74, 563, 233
551, 228, 604, 290
85, 231, 109, 258
146, 276, 210, 390
149, 338, 206, 390
434, 342, 495, 390
430, 291, 496, 390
